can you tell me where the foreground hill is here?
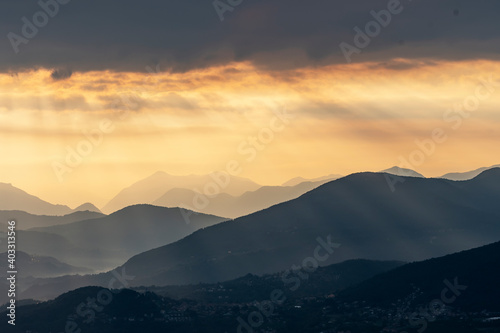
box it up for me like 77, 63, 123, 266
3, 242, 500, 333
135, 259, 404, 303
338, 240, 500, 312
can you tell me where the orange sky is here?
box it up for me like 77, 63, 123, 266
1, 59, 500, 208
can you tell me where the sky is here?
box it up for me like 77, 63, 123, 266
0, 0, 500, 208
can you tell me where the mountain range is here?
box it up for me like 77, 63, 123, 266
101, 171, 262, 214
153, 179, 334, 218
0, 182, 100, 215
13, 168, 500, 302
111, 168, 500, 287
17, 205, 226, 270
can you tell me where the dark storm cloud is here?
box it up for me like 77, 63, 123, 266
0, 0, 499, 73
50, 68, 72, 80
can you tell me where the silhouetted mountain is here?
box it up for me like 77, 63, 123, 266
0, 182, 72, 215
113, 169, 500, 287
440, 164, 500, 181
30, 205, 227, 268
102, 171, 261, 213
282, 174, 342, 187
153, 180, 330, 218
0, 251, 90, 278
339, 240, 500, 312
4, 249, 498, 333
72, 202, 102, 213
0, 229, 118, 271
137, 259, 404, 303
0, 287, 181, 333
0, 210, 104, 230
381, 166, 425, 178
13, 170, 500, 303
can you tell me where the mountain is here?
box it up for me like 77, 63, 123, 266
381, 166, 425, 178
12, 169, 500, 302
107, 168, 500, 287
153, 180, 331, 218
0, 251, 90, 278
440, 164, 500, 181
282, 174, 342, 187
339, 240, 500, 312
136, 259, 405, 303
72, 202, 102, 213
0, 287, 179, 333
102, 171, 261, 214
30, 205, 227, 268
0, 210, 104, 230
0, 182, 72, 215
4, 259, 403, 313
4, 243, 499, 333
0, 229, 118, 271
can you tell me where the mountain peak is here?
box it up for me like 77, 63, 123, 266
381, 166, 425, 178
72, 202, 102, 213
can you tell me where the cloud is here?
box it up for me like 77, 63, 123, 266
50, 68, 73, 81
0, 0, 499, 73
0, 94, 90, 111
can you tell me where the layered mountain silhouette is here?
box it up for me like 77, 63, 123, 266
17, 169, 500, 301
114, 168, 500, 286
0, 210, 104, 230
135, 259, 404, 303
102, 171, 261, 214
282, 174, 342, 187
0, 251, 90, 278
0, 182, 74, 215
0, 182, 102, 215
2, 259, 403, 325
0, 229, 117, 271
26, 205, 227, 269
440, 164, 500, 181
153, 180, 333, 218
339, 240, 500, 312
